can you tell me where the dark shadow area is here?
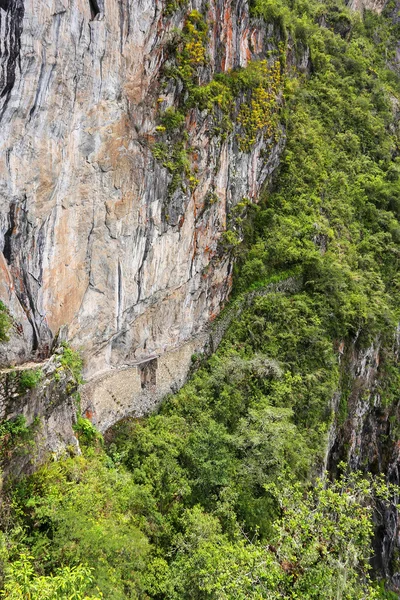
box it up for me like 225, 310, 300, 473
139, 358, 158, 390
89, 0, 100, 19
0, 0, 25, 120
3, 203, 15, 264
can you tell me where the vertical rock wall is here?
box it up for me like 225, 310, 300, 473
0, 350, 80, 478
327, 334, 400, 591
0, 0, 284, 418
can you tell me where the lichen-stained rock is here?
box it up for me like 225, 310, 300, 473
346, 0, 387, 13
0, 0, 283, 414
0, 352, 80, 478
327, 333, 400, 591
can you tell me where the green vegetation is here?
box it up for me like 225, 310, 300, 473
2, 454, 149, 599
0, 452, 391, 599
59, 343, 84, 385
18, 369, 43, 394
152, 138, 197, 196
0, 303, 11, 343
164, 0, 187, 16
152, 10, 207, 195
73, 415, 102, 448
154, 10, 284, 196
1, 0, 400, 597
1, 555, 101, 600
0, 416, 39, 466
233, 0, 400, 350
236, 60, 283, 151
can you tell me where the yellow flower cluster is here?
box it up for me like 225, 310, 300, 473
179, 11, 208, 71
237, 60, 282, 152
185, 39, 207, 66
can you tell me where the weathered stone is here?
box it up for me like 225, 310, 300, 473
327, 333, 400, 591
347, 0, 387, 13
0, 0, 286, 425
0, 352, 80, 478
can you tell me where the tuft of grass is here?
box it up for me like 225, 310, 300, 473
0, 301, 11, 343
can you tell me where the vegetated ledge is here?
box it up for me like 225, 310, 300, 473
79, 273, 303, 434
0, 346, 81, 480
0, 274, 303, 478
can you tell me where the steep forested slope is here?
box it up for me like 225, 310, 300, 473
1, 0, 400, 597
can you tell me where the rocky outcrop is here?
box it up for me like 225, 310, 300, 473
327, 334, 400, 591
0, 0, 286, 422
0, 348, 80, 478
347, 0, 387, 14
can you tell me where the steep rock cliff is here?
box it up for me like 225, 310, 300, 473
0, 345, 80, 478
327, 334, 400, 591
0, 0, 288, 426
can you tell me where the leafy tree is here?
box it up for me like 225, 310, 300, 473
163, 472, 387, 599
1, 554, 101, 599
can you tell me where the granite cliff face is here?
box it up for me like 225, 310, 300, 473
327, 334, 400, 591
0, 347, 80, 477
0, 0, 285, 422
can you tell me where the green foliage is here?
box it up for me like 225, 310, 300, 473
375, 580, 400, 599
164, 0, 187, 16
153, 10, 285, 198
236, 60, 283, 151
73, 416, 102, 448
152, 11, 208, 196
232, 0, 400, 351
264, 471, 381, 599
167, 471, 385, 599
107, 293, 335, 538
219, 229, 242, 252
18, 369, 43, 393
0, 303, 11, 343
152, 139, 197, 195
159, 107, 186, 131
4, 457, 389, 599
176, 10, 208, 81
1, 554, 101, 599
59, 343, 84, 384
0, 416, 38, 464
7, 455, 150, 599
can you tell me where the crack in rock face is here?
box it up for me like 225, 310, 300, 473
0, 0, 24, 116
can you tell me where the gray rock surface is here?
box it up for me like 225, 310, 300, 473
0, 0, 283, 420
0, 350, 80, 477
327, 333, 400, 591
